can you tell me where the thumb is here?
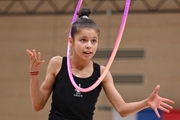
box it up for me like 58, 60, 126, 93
153, 85, 160, 94
38, 60, 45, 66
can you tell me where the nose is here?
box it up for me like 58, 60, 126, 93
86, 41, 92, 49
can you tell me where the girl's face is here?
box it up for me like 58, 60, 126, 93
71, 28, 99, 60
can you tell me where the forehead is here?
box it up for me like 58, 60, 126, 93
75, 28, 99, 37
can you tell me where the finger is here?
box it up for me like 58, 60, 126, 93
26, 49, 31, 53
32, 49, 37, 59
161, 102, 173, 110
26, 49, 33, 56
26, 49, 34, 60
37, 60, 45, 66
162, 98, 175, 104
33, 60, 45, 69
159, 106, 170, 113
153, 85, 160, 94
37, 52, 41, 61
154, 108, 161, 118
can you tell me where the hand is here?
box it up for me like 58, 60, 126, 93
147, 85, 174, 118
26, 49, 45, 72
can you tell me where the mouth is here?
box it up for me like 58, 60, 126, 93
83, 51, 92, 55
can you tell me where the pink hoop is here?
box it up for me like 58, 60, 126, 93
67, 0, 131, 92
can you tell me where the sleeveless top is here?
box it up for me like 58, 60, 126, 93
48, 57, 102, 120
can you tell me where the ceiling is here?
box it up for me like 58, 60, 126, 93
0, 0, 180, 16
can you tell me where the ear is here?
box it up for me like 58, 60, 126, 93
69, 37, 74, 47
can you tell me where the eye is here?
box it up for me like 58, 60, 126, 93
80, 39, 86, 43
91, 39, 97, 44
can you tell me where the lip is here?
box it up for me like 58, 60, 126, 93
83, 51, 92, 53
83, 50, 92, 53
83, 51, 93, 56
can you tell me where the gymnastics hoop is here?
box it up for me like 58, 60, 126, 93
67, 0, 131, 92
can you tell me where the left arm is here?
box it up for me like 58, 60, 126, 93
101, 66, 174, 118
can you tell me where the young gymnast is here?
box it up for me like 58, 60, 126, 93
26, 7, 174, 120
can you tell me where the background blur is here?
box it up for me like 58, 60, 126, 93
0, 0, 180, 120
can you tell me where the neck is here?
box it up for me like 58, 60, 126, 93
70, 57, 91, 69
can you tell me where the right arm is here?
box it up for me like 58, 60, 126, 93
26, 49, 62, 111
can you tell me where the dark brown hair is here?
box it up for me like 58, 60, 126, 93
70, 7, 100, 39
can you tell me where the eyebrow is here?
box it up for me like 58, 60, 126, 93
79, 36, 98, 39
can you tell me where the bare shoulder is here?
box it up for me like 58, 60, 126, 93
100, 65, 105, 72
47, 56, 63, 76
50, 56, 63, 64
100, 65, 113, 84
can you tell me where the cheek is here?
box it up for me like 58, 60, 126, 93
94, 43, 98, 49
74, 43, 82, 51
94, 46, 98, 52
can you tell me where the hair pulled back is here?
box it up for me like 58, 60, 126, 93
71, 7, 100, 39
77, 7, 91, 18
